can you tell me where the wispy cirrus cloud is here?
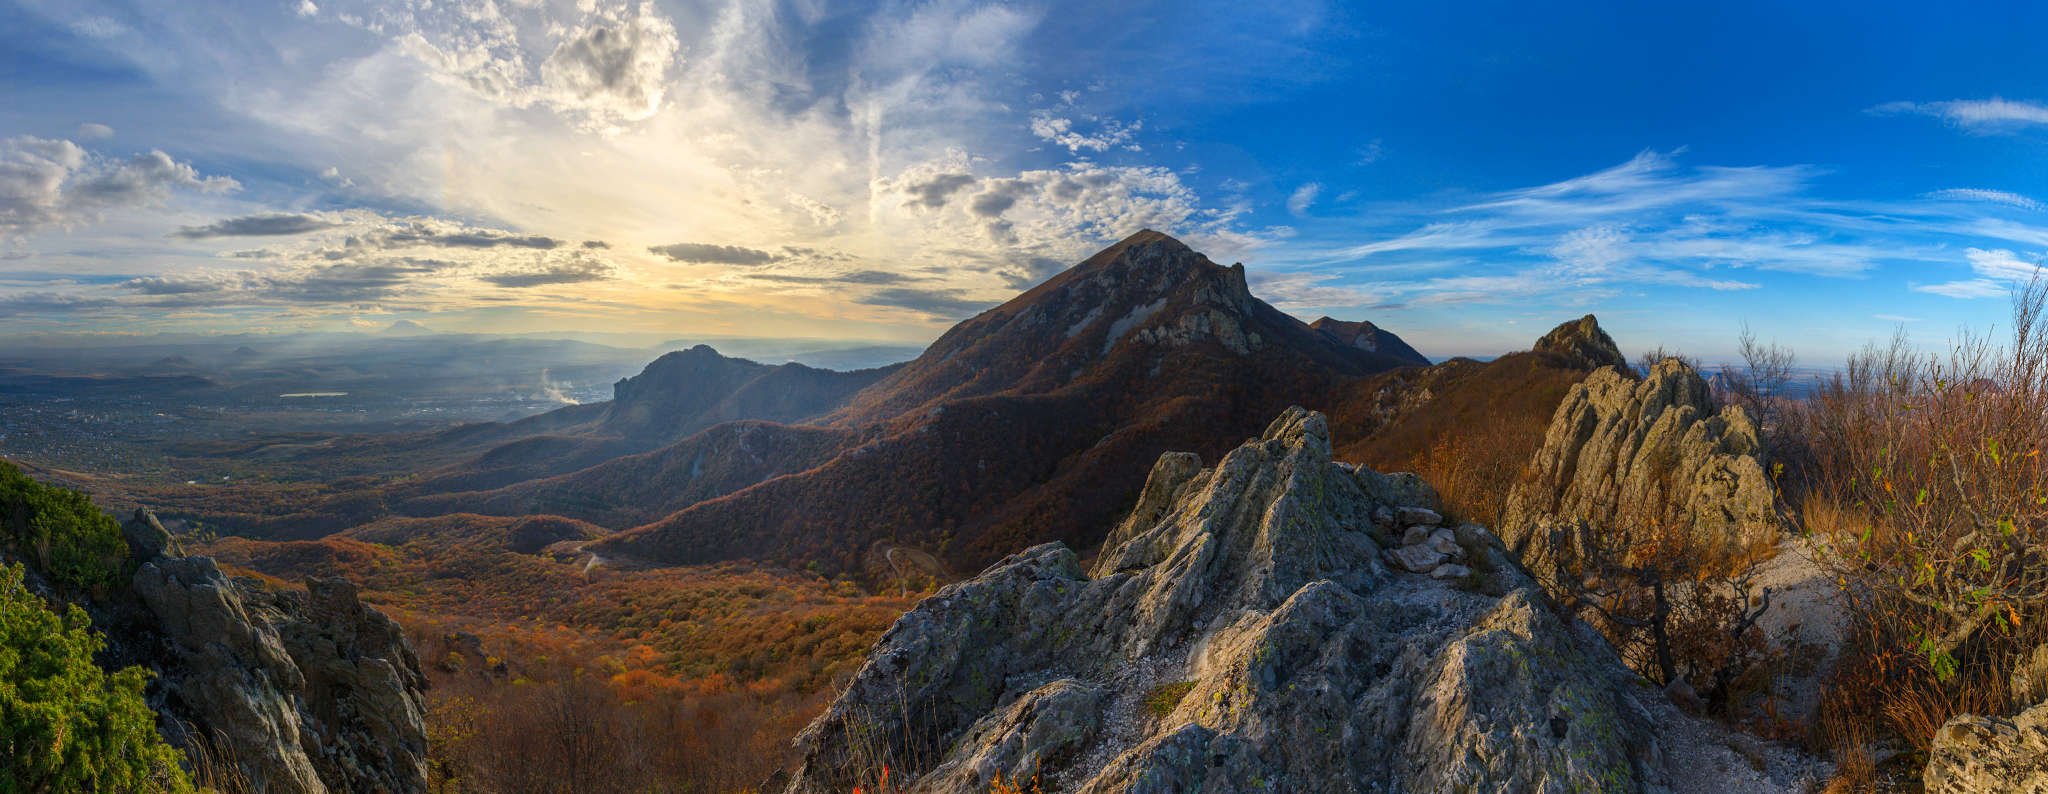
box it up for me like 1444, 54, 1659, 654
1261, 148, 2048, 315
1286, 183, 1321, 217
1869, 97, 2048, 133
1914, 247, 2045, 300
1922, 188, 2045, 212
1285, 151, 1871, 308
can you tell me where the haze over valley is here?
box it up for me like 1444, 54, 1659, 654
4, 2, 2048, 793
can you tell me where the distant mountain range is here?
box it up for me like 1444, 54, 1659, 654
143, 230, 1622, 580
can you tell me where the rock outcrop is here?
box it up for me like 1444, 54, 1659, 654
1501, 358, 1777, 581
1533, 314, 1629, 371
1923, 696, 2048, 794
783, 408, 1812, 792
118, 511, 428, 793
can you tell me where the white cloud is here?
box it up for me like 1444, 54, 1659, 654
1286, 182, 1321, 216
0, 0, 1315, 334
1030, 112, 1143, 154
538, 3, 682, 128
75, 123, 114, 139
1248, 270, 1389, 310
1870, 98, 2048, 133
1354, 139, 1383, 166
0, 136, 237, 239
1913, 247, 2044, 300
1923, 188, 2044, 212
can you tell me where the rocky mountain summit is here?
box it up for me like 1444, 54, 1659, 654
783, 408, 1815, 792
1501, 357, 1777, 581
1307, 317, 1431, 368
1532, 314, 1630, 371
598, 231, 1427, 571
91, 510, 430, 793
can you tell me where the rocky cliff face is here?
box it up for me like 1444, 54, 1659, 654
1501, 358, 1777, 580
114, 509, 429, 793
1923, 695, 2048, 793
782, 409, 1811, 793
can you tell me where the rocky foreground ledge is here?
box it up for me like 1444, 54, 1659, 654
783, 408, 1819, 793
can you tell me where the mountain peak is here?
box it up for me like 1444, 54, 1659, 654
1309, 317, 1430, 366
1532, 314, 1626, 370
380, 319, 432, 336
1067, 228, 1230, 289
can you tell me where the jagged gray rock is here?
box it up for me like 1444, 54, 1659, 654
1533, 314, 1629, 371
784, 408, 1810, 793
121, 507, 182, 561
1923, 697, 2048, 794
122, 511, 428, 794
1501, 358, 1777, 582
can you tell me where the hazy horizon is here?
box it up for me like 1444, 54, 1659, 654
5, 1, 2047, 362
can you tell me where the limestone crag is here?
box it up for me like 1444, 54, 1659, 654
122, 511, 429, 793
784, 408, 1808, 793
1502, 358, 1777, 581
1533, 314, 1630, 371
1923, 695, 2048, 794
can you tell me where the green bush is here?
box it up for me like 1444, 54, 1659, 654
0, 563, 195, 792
0, 463, 126, 588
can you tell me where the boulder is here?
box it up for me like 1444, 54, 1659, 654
1924, 698, 2048, 794
1388, 543, 1448, 573
121, 507, 182, 561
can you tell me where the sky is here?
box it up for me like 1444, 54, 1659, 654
2, 0, 2046, 361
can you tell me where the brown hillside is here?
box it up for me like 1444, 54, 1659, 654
1324, 315, 1624, 526
597, 230, 1424, 572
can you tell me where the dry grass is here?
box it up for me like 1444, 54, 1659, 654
1789, 273, 2048, 760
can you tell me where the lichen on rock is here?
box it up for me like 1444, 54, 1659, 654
783, 407, 1801, 792
1500, 358, 1778, 584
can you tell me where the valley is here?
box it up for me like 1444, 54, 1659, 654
4, 231, 2043, 792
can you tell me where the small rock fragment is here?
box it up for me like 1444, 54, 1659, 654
1388, 544, 1447, 573
1397, 506, 1443, 526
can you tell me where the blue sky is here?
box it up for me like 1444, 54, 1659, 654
2, 0, 2045, 361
